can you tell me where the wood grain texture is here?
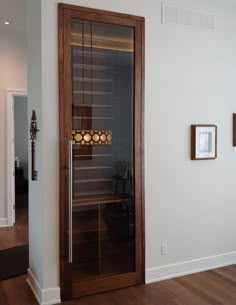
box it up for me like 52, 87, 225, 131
0, 265, 235, 305
58, 4, 67, 301
140, 18, 146, 285
0, 275, 38, 305
58, 4, 145, 300
0, 205, 28, 250
58, 3, 144, 21
72, 273, 137, 298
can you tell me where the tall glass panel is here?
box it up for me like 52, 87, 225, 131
70, 20, 134, 283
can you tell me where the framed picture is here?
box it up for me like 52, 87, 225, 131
191, 124, 217, 160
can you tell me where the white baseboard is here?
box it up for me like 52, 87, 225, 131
0, 218, 8, 227
146, 251, 236, 284
27, 269, 61, 305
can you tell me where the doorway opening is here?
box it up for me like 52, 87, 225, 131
0, 90, 29, 281
7, 90, 28, 228
13, 93, 29, 239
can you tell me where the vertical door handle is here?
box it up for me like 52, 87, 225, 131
68, 141, 73, 263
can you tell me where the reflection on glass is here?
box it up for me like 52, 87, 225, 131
71, 19, 135, 282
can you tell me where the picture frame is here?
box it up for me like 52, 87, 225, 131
232, 114, 236, 146
191, 124, 217, 160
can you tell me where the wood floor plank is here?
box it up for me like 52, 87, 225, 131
79, 292, 114, 305
103, 287, 147, 305
126, 285, 158, 305
0, 276, 38, 305
140, 282, 182, 305
160, 277, 213, 305
0, 205, 28, 251
0, 265, 235, 305
190, 271, 236, 305
175, 276, 223, 305
0, 285, 9, 305
213, 266, 236, 282
207, 270, 236, 292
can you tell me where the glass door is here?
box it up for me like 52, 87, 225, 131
59, 5, 144, 299
71, 19, 135, 283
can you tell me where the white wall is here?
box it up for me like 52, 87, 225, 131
14, 95, 28, 179
27, 0, 236, 303
0, 28, 27, 224
27, 0, 45, 299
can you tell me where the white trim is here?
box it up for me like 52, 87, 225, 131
27, 268, 41, 304
27, 269, 61, 305
7, 89, 27, 226
0, 218, 8, 227
145, 251, 236, 284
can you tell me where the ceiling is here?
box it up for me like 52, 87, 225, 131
0, 0, 26, 33
1, 0, 236, 34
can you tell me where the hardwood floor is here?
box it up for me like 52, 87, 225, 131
0, 194, 28, 250
0, 274, 37, 305
0, 265, 235, 305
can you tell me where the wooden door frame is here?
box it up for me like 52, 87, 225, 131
58, 4, 145, 300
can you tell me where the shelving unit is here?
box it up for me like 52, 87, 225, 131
71, 35, 135, 283
72, 39, 114, 197
72, 193, 134, 282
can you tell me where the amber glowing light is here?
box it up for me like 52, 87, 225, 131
72, 130, 112, 145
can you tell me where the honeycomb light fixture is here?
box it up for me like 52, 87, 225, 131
72, 130, 112, 145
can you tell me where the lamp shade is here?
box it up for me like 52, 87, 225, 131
72, 130, 112, 145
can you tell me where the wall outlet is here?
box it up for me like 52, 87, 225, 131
161, 243, 168, 255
